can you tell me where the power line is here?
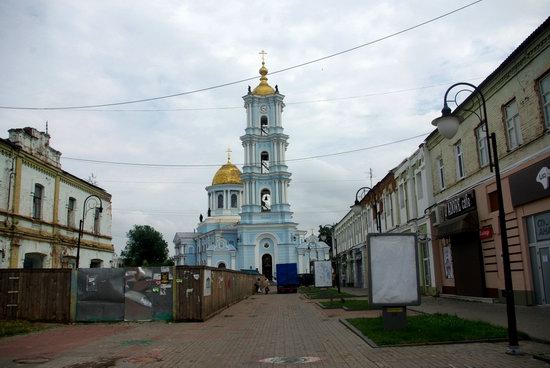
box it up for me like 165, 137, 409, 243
61, 132, 430, 168
0, 1, 482, 111
26, 78, 484, 112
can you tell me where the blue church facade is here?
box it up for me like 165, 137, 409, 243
173, 61, 320, 280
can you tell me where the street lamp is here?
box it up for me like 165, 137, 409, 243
351, 186, 381, 232
431, 82, 519, 355
76, 195, 103, 268
320, 224, 340, 293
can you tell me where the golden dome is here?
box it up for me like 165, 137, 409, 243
252, 62, 275, 96
212, 159, 242, 185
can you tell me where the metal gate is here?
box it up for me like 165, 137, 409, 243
124, 267, 173, 321
76, 268, 125, 321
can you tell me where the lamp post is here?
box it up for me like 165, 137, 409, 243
431, 82, 519, 354
76, 195, 103, 269
321, 224, 340, 293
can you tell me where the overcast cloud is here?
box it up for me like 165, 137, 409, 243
1, 0, 548, 255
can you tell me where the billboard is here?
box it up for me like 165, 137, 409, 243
367, 233, 420, 306
314, 260, 332, 288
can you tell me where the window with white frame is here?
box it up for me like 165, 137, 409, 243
398, 183, 405, 209
476, 125, 489, 167
455, 140, 465, 179
415, 172, 424, 200
32, 184, 44, 219
540, 74, 550, 128
504, 99, 522, 149
437, 157, 445, 190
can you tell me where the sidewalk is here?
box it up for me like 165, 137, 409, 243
0, 291, 549, 367
341, 287, 550, 343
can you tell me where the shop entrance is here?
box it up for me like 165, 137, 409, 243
451, 232, 485, 297
527, 212, 550, 305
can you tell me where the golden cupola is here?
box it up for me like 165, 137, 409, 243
251, 62, 275, 96
212, 157, 242, 185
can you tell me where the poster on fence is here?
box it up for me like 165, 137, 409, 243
204, 269, 212, 296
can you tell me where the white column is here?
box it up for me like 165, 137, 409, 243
231, 254, 236, 270
207, 255, 212, 267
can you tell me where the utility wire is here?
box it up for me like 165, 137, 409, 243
62, 132, 430, 168
0, 1, 482, 111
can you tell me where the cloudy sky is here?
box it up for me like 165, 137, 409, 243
0, 0, 548, 256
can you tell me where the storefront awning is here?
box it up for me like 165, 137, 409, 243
436, 212, 478, 239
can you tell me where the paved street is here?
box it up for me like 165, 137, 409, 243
1, 292, 550, 367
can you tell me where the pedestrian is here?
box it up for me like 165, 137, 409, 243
255, 278, 261, 293
261, 276, 270, 294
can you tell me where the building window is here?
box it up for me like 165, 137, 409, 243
231, 193, 238, 208
437, 157, 445, 190
455, 140, 465, 179
261, 116, 268, 136
218, 262, 226, 269
261, 151, 269, 173
504, 99, 522, 149
261, 189, 271, 212
476, 125, 489, 167
67, 197, 76, 228
32, 184, 44, 219
488, 191, 499, 212
415, 172, 424, 200
93, 208, 101, 235
23, 252, 45, 269
540, 73, 550, 128
217, 194, 224, 209
90, 259, 102, 268
398, 184, 405, 209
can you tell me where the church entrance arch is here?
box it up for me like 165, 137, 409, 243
262, 254, 273, 280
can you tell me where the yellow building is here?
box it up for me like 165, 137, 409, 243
0, 127, 114, 269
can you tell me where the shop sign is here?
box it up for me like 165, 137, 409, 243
479, 225, 493, 240
446, 190, 476, 219
509, 157, 550, 207
535, 212, 550, 242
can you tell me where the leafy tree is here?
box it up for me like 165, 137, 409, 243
318, 225, 333, 253
121, 225, 170, 266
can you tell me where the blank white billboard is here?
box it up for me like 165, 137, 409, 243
314, 261, 332, 288
368, 234, 420, 306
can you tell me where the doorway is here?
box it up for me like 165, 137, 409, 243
262, 253, 273, 280
527, 212, 550, 305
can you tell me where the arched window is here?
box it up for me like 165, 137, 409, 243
217, 194, 224, 209
261, 151, 269, 173
261, 116, 268, 136
32, 184, 44, 219
218, 262, 226, 269
261, 189, 271, 212
231, 193, 238, 208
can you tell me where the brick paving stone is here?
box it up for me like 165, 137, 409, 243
1, 293, 549, 367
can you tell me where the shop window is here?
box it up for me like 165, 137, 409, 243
32, 184, 44, 219
540, 73, 550, 129
488, 191, 499, 212
504, 99, 522, 150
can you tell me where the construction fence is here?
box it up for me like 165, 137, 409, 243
0, 266, 257, 322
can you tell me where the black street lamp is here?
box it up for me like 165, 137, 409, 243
431, 82, 519, 354
320, 224, 340, 293
351, 186, 381, 232
76, 195, 103, 269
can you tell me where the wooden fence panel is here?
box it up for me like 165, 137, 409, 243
174, 266, 256, 321
0, 269, 72, 322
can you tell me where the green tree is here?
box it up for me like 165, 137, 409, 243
121, 225, 170, 266
318, 225, 333, 253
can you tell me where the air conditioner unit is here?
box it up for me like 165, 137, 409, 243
430, 205, 446, 225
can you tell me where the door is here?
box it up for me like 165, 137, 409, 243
451, 232, 485, 297
262, 254, 273, 280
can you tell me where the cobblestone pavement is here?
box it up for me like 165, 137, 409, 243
1, 293, 549, 367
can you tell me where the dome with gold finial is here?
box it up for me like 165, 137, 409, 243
251, 62, 275, 96
212, 152, 242, 185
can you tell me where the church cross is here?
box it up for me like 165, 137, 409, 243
259, 49, 267, 63
226, 147, 232, 162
